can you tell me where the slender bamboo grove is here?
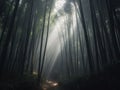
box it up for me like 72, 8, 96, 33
0, 0, 120, 89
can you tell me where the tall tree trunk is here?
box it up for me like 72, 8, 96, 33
0, 0, 20, 76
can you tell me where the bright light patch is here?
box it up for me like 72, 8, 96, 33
55, 0, 66, 10
52, 83, 58, 86
19, 0, 22, 5
33, 71, 38, 75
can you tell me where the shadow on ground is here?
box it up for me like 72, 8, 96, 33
0, 63, 120, 90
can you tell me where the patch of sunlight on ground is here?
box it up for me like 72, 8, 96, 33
42, 80, 58, 90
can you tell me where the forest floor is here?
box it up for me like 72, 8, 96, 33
0, 63, 120, 90
50, 62, 120, 90
0, 73, 39, 90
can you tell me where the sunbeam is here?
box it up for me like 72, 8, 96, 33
42, 0, 79, 80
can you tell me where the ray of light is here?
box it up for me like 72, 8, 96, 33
41, 0, 80, 80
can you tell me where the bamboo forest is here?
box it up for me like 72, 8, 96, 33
0, 0, 120, 90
